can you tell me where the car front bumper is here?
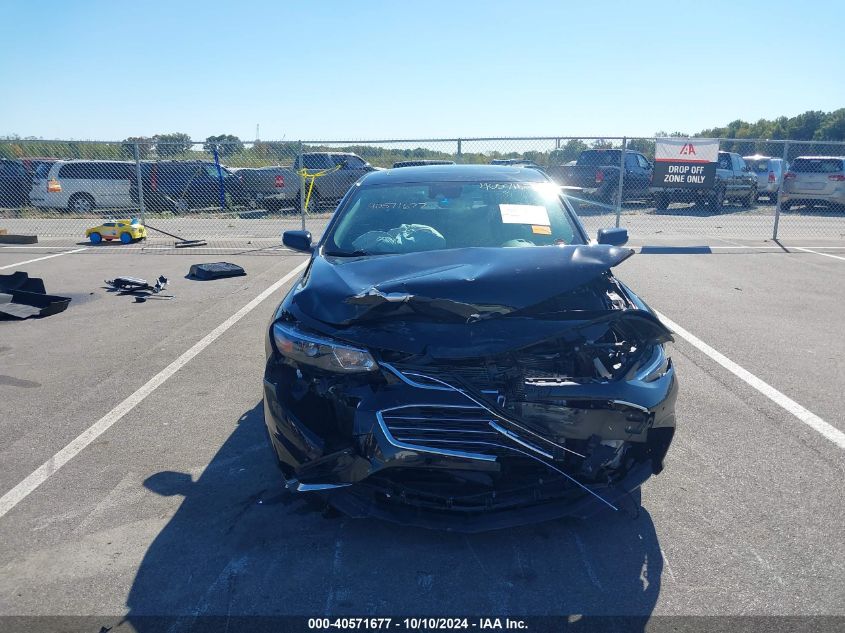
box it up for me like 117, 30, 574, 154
781, 191, 845, 206
263, 355, 677, 531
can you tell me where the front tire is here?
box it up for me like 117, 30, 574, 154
297, 188, 321, 213
68, 193, 95, 213
708, 187, 725, 209
120, 232, 133, 244
741, 188, 756, 208
780, 201, 792, 212
654, 193, 669, 210
173, 198, 189, 214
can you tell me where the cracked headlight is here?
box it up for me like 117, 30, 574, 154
637, 345, 671, 383
273, 322, 377, 373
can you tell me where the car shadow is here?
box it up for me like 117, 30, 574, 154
123, 402, 663, 630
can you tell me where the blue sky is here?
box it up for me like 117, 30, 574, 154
1, 0, 842, 141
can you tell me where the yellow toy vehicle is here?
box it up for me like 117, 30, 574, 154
85, 219, 147, 244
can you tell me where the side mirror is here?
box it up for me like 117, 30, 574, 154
283, 230, 313, 253
597, 227, 629, 246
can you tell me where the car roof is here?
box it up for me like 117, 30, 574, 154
362, 164, 550, 185
54, 159, 133, 163
792, 155, 845, 160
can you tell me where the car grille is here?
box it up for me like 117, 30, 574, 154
379, 404, 503, 457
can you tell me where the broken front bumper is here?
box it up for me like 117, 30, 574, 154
263, 355, 677, 530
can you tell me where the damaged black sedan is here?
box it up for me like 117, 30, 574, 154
264, 165, 677, 531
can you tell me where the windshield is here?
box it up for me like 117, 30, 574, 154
324, 181, 583, 256
791, 158, 844, 173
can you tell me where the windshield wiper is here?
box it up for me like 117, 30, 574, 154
323, 248, 372, 257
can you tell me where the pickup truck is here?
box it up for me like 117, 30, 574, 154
546, 149, 653, 205
235, 166, 300, 212
235, 152, 378, 212
292, 152, 379, 210
650, 151, 758, 209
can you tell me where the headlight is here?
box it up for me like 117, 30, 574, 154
636, 345, 671, 383
272, 322, 377, 373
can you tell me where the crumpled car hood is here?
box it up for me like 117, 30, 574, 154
291, 244, 634, 326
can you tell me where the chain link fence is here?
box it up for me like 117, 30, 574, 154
2, 136, 843, 250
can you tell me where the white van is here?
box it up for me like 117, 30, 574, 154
30, 160, 134, 212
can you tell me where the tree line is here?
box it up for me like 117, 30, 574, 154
2, 109, 843, 166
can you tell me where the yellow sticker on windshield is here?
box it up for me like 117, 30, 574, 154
531, 225, 552, 235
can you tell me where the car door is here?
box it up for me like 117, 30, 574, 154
96, 162, 132, 207
716, 152, 733, 193
333, 154, 370, 199
182, 163, 216, 209
101, 222, 119, 240
734, 155, 752, 194
626, 153, 652, 198
301, 154, 333, 199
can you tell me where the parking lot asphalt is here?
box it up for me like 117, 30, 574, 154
0, 239, 843, 625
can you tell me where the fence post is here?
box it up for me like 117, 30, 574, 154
133, 143, 146, 226
298, 140, 305, 231
615, 137, 626, 228
772, 140, 788, 240
457, 138, 462, 164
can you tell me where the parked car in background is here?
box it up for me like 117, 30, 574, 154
20, 157, 58, 174
292, 152, 378, 210
650, 151, 757, 209
489, 158, 542, 168
547, 149, 653, 205
236, 166, 300, 211
130, 160, 249, 213
392, 160, 456, 168
30, 160, 134, 212
780, 156, 845, 211
0, 159, 32, 208
743, 155, 785, 201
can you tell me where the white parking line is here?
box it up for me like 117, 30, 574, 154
0, 260, 308, 521
655, 310, 845, 451
0, 247, 88, 271
792, 247, 845, 261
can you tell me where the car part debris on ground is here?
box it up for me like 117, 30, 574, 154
104, 275, 172, 303
187, 262, 246, 280
143, 222, 208, 248
105, 275, 168, 294
0, 229, 38, 244
0, 271, 71, 319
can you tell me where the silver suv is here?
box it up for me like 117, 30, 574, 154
743, 155, 785, 201
781, 157, 845, 211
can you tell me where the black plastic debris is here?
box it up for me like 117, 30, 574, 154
188, 262, 246, 280
105, 275, 168, 294
0, 271, 72, 319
